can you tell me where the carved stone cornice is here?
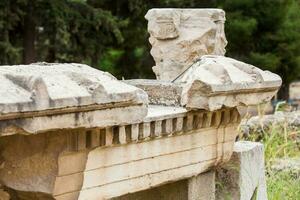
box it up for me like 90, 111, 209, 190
0, 63, 148, 136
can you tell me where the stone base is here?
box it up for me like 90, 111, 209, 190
188, 171, 215, 200
216, 141, 268, 200
113, 170, 215, 200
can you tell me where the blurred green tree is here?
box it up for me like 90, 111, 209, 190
220, 0, 300, 99
0, 0, 125, 65
89, 0, 218, 78
93, 0, 300, 100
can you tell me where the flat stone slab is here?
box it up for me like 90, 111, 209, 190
124, 79, 182, 107
0, 62, 147, 115
0, 63, 148, 135
145, 105, 187, 122
0, 107, 239, 199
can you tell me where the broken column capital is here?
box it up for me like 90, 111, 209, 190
145, 8, 227, 80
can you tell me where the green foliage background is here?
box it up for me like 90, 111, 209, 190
0, 0, 299, 98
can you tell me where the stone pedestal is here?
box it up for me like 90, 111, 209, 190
216, 141, 268, 200
188, 171, 215, 200
112, 170, 215, 200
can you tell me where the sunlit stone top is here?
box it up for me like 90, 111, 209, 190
0, 63, 148, 135
145, 8, 227, 80
0, 62, 147, 115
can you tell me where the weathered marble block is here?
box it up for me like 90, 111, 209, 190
126, 56, 282, 111
0, 63, 148, 136
145, 9, 227, 80
124, 79, 183, 106
0, 105, 240, 200
216, 141, 268, 200
112, 170, 215, 200
175, 55, 282, 111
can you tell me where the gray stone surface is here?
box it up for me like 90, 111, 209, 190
271, 158, 300, 176
216, 141, 267, 200
290, 81, 300, 101
240, 111, 300, 136
188, 171, 215, 200
145, 9, 227, 80
125, 79, 182, 106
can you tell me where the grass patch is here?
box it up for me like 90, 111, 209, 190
247, 124, 300, 169
267, 170, 300, 200
243, 118, 300, 200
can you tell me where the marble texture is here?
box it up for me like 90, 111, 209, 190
145, 9, 227, 80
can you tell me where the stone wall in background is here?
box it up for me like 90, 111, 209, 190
240, 111, 300, 137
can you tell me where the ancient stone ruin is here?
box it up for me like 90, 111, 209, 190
0, 9, 281, 200
145, 9, 227, 80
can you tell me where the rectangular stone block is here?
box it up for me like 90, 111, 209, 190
119, 126, 127, 144
186, 114, 194, 131
90, 129, 100, 148
153, 120, 162, 137
142, 122, 151, 139
105, 127, 113, 146
175, 117, 184, 132
131, 124, 139, 141
188, 170, 215, 200
216, 141, 267, 200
